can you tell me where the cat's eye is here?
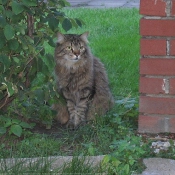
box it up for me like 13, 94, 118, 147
66, 46, 72, 50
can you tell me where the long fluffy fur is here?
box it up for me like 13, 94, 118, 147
53, 32, 114, 128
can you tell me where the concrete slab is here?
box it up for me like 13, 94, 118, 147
67, 0, 140, 8
0, 156, 105, 172
1, 156, 175, 174
141, 158, 175, 175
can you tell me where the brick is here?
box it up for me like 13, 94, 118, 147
139, 0, 175, 134
169, 118, 175, 133
139, 115, 165, 133
140, 19, 175, 37
139, 96, 175, 115
140, 58, 175, 75
170, 40, 175, 55
140, 39, 166, 56
139, 77, 165, 94
140, 0, 166, 16
172, 1, 175, 16
139, 115, 175, 133
169, 78, 175, 94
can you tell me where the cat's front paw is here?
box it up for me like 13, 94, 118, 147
66, 120, 75, 129
66, 116, 86, 130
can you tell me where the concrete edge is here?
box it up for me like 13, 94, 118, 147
0, 155, 105, 170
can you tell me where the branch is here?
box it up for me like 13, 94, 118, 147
0, 95, 8, 109
27, 13, 34, 39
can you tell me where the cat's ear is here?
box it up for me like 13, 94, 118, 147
80, 31, 89, 43
57, 32, 65, 44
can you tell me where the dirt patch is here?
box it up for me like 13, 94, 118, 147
32, 122, 68, 138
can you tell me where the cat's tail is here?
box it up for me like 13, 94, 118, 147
52, 103, 70, 124
87, 57, 114, 119
88, 92, 114, 120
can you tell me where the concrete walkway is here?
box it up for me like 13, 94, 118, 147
66, 1, 175, 175
141, 158, 175, 175
1, 156, 175, 174
67, 0, 140, 8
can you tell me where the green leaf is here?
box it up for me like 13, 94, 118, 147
31, 72, 46, 88
20, 122, 32, 129
88, 146, 95, 156
0, 5, 5, 13
18, 36, 29, 50
0, 54, 11, 72
15, 25, 26, 35
10, 124, 22, 137
111, 158, 121, 167
34, 88, 45, 102
124, 103, 134, 109
59, 0, 70, 7
12, 1, 24, 15
102, 155, 110, 164
75, 18, 83, 27
9, 39, 19, 51
43, 54, 55, 72
12, 119, 21, 124
22, 0, 37, 7
40, 48, 45, 56
48, 38, 55, 47
62, 0, 70, 7
48, 17, 59, 31
34, 37, 40, 45
5, 10, 13, 18
2, 0, 8, 5
40, 62, 49, 77
4, 24, 15, 40
0, 127, 6, 135
70, 19, 78, 29
13, 57, 20, 63
4, 119, 12, 127
124, 164, 130, 174
25, 35, 34, 44
62, 18, 72, 32
0, 15, 6, 27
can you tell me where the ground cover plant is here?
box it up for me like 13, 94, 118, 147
1, 5, 174, 175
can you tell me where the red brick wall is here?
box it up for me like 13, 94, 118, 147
139, 0, 175, 133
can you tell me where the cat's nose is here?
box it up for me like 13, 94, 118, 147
75, 55, 79, 60
73, 50, 80, 60
74, 53, 80, 59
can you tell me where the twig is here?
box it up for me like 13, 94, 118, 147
147, 137, 170, 141
0, 95, 8, 109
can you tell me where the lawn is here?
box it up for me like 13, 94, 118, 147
0, 8, 161, 175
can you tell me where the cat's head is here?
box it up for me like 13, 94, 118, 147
56, 32, 89, 62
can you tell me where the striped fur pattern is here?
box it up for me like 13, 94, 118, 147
53, 32, 114, 128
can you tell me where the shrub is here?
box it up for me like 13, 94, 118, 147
0, 0, 83, 136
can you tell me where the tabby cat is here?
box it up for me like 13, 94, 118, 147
53, 32, 114, 128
